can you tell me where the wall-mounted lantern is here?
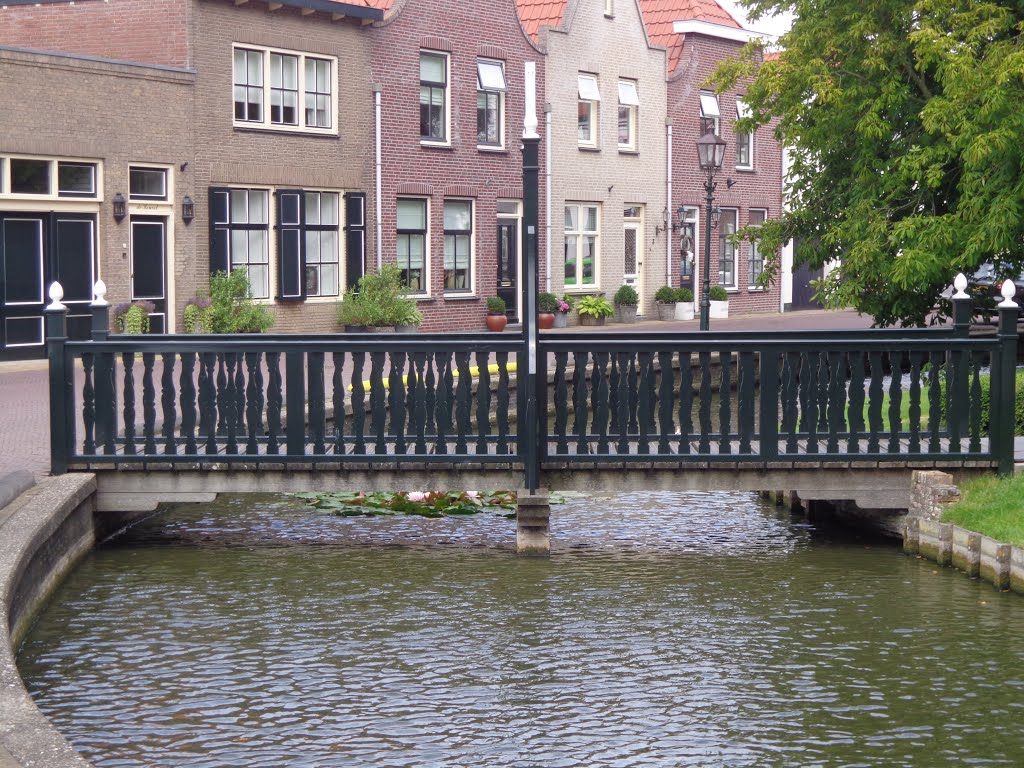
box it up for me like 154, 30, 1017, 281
182, 195, 195, 225
112, 192, 126, 223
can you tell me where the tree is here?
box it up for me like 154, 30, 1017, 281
713, 0, 1024, 326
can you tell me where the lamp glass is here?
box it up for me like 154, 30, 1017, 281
696, 132, 727, 170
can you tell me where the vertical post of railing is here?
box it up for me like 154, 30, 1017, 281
758, 345, 779, 460
286, 350, 306, 457
45, 282, 70, 475
994, 280, 1018, 476
91, 280, 115, 453
521, 62, 541, 494
951, 274, 972, 440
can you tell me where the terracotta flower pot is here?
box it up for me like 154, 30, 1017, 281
486, 313, 508, 332
538, 312, 555, 329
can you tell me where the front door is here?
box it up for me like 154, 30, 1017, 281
130, 216, 167, 333
623, 208, 643, 314
497, 220, 518, 320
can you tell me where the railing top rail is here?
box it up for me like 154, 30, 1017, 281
538, 336, 996, 352
65, 334, 525, 354
544, 327, 961, 342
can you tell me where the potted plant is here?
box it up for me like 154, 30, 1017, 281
393, 299, 423, 333
709, 285, 729, 319
114, 300, 155, 334
576, 294, 614, 326
537, 292, 559, 329
553, 296, 572, 328
203, 269, 275, 333
613, 284, 639, 324
486, 295, 508, 332
336, 288, 375, 332
674, 287, 695, 321
654, 286, 677, 321
182, 297, 211, 334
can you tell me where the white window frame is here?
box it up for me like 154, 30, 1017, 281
736, 99, 753, 169
604, 0, 614, 15
219, 187, 272, 300
564, 202, 600, 289
679, 205, 699, 283
0, 155, 102, 202
303, 190, 341, 300
128, 166, 169, 201
748, 208, 767, 288
397, 197, 430, 295
231, 43, 338, 136
699, 91, 720, 136
443, 198, 474, 294
420, 51, 450, 146
476, 59, 506, 150
718, 207, 738, 290
577, 74, 601, 148
618, 79, 639, 152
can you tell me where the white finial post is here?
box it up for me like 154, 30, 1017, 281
92, 279, 108, 306
952, 273, 968, 299
47, 281, 66, 311
998, 278, 1018, 308
523, 61, 539, 140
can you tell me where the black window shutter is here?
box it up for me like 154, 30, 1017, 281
344, 192, 366, 292
276, 189, 305, 302
209, 188, 231, 277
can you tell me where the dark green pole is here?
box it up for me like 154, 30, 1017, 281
994, 283, 1018, 476
521, 62, 541, 493
700, 170, 715, 332
46, 284, 70, 475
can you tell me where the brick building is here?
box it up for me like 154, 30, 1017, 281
367, 0, 546, 330
641, 0, 784, 315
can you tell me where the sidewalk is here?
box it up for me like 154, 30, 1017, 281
3, 308, 1017, 480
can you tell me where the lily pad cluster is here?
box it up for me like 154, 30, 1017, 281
292, 490, 517, 518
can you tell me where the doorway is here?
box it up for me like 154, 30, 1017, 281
623, 206, 644, 314
130, 217, 167, 333
497, 200, 521, 321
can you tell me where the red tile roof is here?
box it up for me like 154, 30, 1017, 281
515, 0, 569, 42
639, 0, 742, 72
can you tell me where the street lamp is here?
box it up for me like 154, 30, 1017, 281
696, 130, 726, 331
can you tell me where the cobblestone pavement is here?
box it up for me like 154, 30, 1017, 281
5, 308, 1015, 481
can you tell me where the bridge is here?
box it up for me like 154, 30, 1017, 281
42, 277, 1020, 553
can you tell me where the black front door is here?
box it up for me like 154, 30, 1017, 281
131, 217, 167, 333
497, 220, 517, 320
790, 259, 823, 310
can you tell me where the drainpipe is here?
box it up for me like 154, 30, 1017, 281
373, 83, 383, 271
666, 119, 673, 288
545, 103, 552, 294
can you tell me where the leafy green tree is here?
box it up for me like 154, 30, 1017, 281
713, 0, 1024, 325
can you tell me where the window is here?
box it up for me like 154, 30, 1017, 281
679, 206, 699, 280
578, 74, 601, 147
564, 204, 599, 287
736, 99, 753, 168
699, 91, 720, 136
1, 157, 100, 199
211, 188, 270, 299
718, 208, 738, 289
444, 200, 473, 292
11, 159, 49, 195
57, 163, 96, 197
420, 52, 448, 142
397, 198, 427, 292
477, 59, 506, 148
129, 167, 167, 200
748, 208, 767, 286
305, 192, 340, 297
232, 45, 336, 134
618, 80, 639, 151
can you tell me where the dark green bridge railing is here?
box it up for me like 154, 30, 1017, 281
45, 281, 1020, 484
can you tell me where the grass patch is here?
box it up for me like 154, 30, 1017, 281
942, 472, 1024, 547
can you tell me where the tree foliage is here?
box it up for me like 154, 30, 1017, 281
713, 0, 1024, 325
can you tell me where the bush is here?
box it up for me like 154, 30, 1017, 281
336, 288, 377, 327
336, 264, 419, 328
538, 292, 560, 312
654, 286, 676, 303
486, 295, 506, 314
114, 300, 155, 334
204, 269, 275, 333
675, 287, 694, 302
614, 284, 639, 306
577, 295, 614, 318
709, 286, 729, 301
182, 298, 211, 334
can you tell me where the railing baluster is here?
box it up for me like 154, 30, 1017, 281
309, 351, 326, 455
816, 351, 829, 436
826, 351, 843, 454
782, 351, 799, 454
718, 350, 732, 454
804, 353, 819, 455
698, 350, 712, 454
758, 350, 779, 460
928, 350, 942, 453
573, 350, 590, 455
739, 351, 754, 454
201, 353, 217, 455
846, 351, 865, 454
616, 350, 631, 454
392, 350, 409, 455
657, 350, 674, 454
143, 353, 157, 455
454, 350, 471, 455
887, 350, 903, 454
244, 351, 260, 455
266, 351, 282, 455
474, 350, 489, 455
947, 348, 962, 453
161, 353, 177, 456
82, 353, 96, 456
637, 350, 653, 455
495, 351, 510, 455
908, 351, 922, 453
95, 351, 115, 455
216, 354, 228, 437
678, 348, 693, 454
370, 351, 386, 455
181, 352, 198, 455
122, 352, 136, 455
867, 351, 883, 454
627, 353, 639, 435
969, 352, 982, 454
332, 352, 345, 455
234, 356, 246, 437
608, 354, 620, 434
426, 353, 437, 437
224, 353, 239, 455
411, 350, 428, 455
351, 351, 367, 455
594, 351, 610, 455
433, 351, 451, 455
554, 350, 569, 455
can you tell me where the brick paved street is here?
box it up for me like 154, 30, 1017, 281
0, 308, 936, 480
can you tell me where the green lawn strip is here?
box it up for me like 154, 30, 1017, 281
942, 473, 1024, 547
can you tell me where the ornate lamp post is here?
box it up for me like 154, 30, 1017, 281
696, 131, 726, 331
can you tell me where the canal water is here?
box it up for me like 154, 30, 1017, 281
16, 492, 1024, 768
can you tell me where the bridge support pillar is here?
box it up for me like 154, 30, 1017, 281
516, 489, 550, 556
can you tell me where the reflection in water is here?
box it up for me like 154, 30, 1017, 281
16, 492, 1024, 768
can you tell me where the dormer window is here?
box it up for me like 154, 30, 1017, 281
699, 91, 720, 135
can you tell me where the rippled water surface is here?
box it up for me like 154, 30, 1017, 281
16, 492, 1024, 768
